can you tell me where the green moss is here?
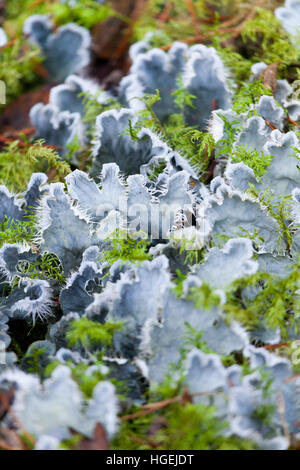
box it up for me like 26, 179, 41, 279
212, 78, 284, 177
66, 317, 122, 350
59, 434, 83, 451
0, 0, 298, 451
246, 185, 294, 249
251, 403, 276, 428
149, 403, 257, 450
172, 75, 196, 111
5, 0, 115, 32
112, 395, 257, 450
241, 7, 300, 66
231, 145, 274, 178
214, 43, 252, 86
0, 139, 70, 192
6, 0, 48, 22
22, 345, 48, 376
0, 39, 41, 104
134, 0, 196, 43
100, 230, 152, 269
165, 114, 216, 177
81, 91, 121, 131
224, 263, 300, 338
0, 216, 36, 249
50, 0, 114, 29
18, 252, 66, 284
232, 78, 273, 115
187, 283, 222, 311
181, 322, 236, 367
68, 361, 109, 399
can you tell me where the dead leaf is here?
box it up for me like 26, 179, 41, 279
92, 0, 147, 59
0, 388, 15, 420
147, 417, 168, 438
258, 63, 279, 95
75, 423, 109, 450
0, 427, 28, 450
0, 84, 51, 134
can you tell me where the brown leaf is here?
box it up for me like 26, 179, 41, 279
0, 84, 51, 134
75, 423, 109, 450
258, 63, 279, 95
92, 0, 147, 59
33, 63, 50, 80
0, 427, 28, 450
147, 417, 168, 438
0, 388, 15, 420
0, 128, 35, 149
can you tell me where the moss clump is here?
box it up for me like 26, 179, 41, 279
0, 139, 70, 192
0, 39, 41, 104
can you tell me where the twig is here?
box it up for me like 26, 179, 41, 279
0, 440, 15, 451
265, 119, 277, 130
161, 26, 249, 50
4, 128, 35, 139
0, 38, 18, 50
28, 0, 55, 8
161, 32, 212, 50
185, 0, 200, 35
161, 0, 264, 50
216, 11, 247, 28
263, 342, 290, 350
120, 396, 183, 421
0, 135, 27, 148
34, 63, 49, 80
285, 116, 300, 129
158, 2, 174, 25
120, 389, 217, 421
0, 135, 62, 151
28, 0, 47, 8
229, 6, 260, 39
